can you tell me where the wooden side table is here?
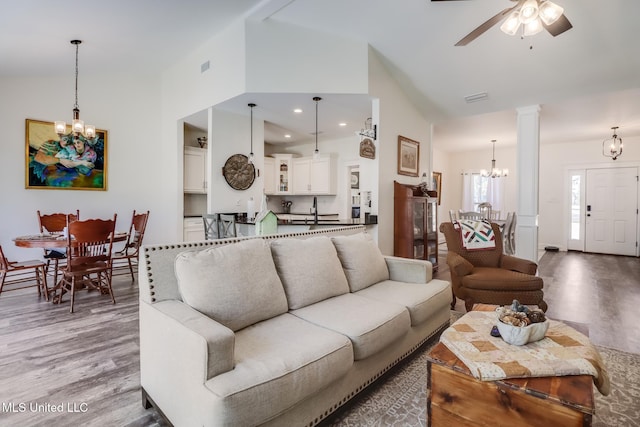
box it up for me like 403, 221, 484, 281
427, 306, 595, 426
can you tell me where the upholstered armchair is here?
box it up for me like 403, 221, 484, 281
440, 222, 547, 313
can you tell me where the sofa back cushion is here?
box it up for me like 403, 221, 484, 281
270, 236, 349, 309
331, 233, 389, 292
175, 239, 288, 331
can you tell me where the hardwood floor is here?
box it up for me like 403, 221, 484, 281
435, 248, 640, 354
0, 276, 168, 426
0, 249, 637, 426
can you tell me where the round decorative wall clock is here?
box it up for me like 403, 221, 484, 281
222, 154, 255, 190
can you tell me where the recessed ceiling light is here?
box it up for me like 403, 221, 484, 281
284, 134, 291, 138
339, 122, 347, 127
293, 108, 303, 114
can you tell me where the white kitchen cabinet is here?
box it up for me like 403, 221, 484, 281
183, 217, 205, 242
273, 154, 294, 195
293, 155, 336, 195
184, 147, 207, 193
263, 156, 275, 195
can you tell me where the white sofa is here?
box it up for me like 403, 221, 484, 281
138, 226, 451, 427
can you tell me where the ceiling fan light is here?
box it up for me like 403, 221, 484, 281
500, 10, 521, 35
519, 0, 539, 24
539, 1, 564, 25
523, 18, 544, 36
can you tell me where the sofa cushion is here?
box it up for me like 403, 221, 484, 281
331, 233, 389, 292
175, 239, 288, 332
291, 293, 410, 360
270, 236, 349, 309
205, 313, 353, 426
355, 279, 451, 326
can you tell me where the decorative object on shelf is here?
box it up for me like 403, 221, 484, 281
602, 126, 623, 160
197, 136, 207, 148
359, 138, 376, 159
312, 97, 322, 159
248, 103, 256, 164
397, 135, 420, 177
54, 40, 95, 141
26, 118, 108, 190
481, 140, 508, 178
357, 118, 377, 141
222, 154, 255, 190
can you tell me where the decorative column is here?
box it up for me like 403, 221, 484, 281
516, 105, 541, 262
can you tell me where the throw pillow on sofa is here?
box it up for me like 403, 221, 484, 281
270, 236, 350, 310
175, 239, 288, 331
331, 233, 389, 292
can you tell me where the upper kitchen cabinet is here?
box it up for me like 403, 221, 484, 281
273, 154, 294, 195
293, 154, 336, 195
263, 156, 275, 195
184, 146, 207, 193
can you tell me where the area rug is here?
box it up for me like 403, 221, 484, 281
326, 312, 640, 427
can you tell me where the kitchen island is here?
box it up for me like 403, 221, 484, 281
235, 213, 377, 236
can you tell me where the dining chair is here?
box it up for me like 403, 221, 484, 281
448, 209, 459, 222
112, 210, 149, 282
477, 202, 492, 220
202, 213, 220, 240
54, 214, 117, 313
37, 210, 80, 285
0, 245, 48, 300
503, 212, 514, 255
218, 214, 237, 238
458, 211, 484, 220
508, 212, 517, 255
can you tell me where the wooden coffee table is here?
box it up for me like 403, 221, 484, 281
426, 305, 594, 426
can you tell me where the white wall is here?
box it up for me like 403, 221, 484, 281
160, 19, 372, 234
0, 73, 162, 260
209, 108, 265, 214
368, 49, 434, 255
539, 134, 640, 250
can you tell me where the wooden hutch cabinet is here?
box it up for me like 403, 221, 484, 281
393, 181, 438, 269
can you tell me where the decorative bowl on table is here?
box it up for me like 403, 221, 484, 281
495, 301, 549, 346
496, 318, 549, 346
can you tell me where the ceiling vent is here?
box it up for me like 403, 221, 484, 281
464, 92, 489, 103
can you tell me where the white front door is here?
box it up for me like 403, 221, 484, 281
585, 167, 638, 256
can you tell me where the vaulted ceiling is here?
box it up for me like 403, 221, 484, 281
3, 0, 639, 151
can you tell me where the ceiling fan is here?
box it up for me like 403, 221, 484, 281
432, 0, 573, 46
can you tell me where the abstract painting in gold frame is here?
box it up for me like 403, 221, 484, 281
25, 119, 108, 190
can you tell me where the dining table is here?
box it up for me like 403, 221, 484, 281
13, 232, 129, 303
13, 232, 128, 249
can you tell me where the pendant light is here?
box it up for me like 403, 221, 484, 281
248, 103, 256, 164
55, 40, 95, 140
602, 126, 623, 160
481, 140, 508, 178
313, 96, 322, 159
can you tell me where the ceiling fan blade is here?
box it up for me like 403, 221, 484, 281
542, 14, 573, 37
455, 6, 517, 46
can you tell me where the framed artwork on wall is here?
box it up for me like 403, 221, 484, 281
397, 135, 419, 177
25, 119, 108, 190
432, 171, 442, 205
